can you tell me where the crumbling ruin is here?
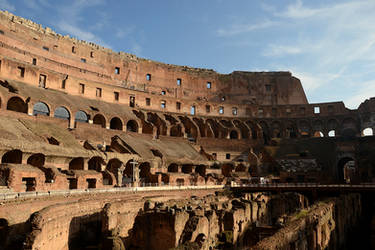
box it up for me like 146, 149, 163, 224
0, 10, 374, 249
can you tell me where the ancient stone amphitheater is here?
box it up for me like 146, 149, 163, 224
0, 11, 374, 250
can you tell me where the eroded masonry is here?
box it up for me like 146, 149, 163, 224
0, 10, 374, 250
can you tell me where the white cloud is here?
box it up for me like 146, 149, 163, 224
0, 0, 15, 11
217, 20, 277, 36
344, 81, 375, 109
262, 44, 301, 57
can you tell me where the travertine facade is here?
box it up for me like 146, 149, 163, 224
0, 10, 375, 250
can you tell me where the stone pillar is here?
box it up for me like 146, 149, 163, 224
117, 165, 125, 187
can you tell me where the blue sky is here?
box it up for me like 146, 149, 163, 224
1, 0, 375, 109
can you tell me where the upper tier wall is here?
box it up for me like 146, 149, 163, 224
0, 10, 308, 110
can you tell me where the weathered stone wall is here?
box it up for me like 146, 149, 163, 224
252, 193, 362, 250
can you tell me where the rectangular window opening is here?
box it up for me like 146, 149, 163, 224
206, 105, 210, 113
32, 58, 37, 65
39, 74, 46, 88
61, 79, 66, 89
96, 88, 102, 98
114, 91, 119, 101
314, 106, 320, 114
129, 96, 135, 107
42, 46, 49, 51
226, 153, 231, 160
90, 51, 94, 58
146, 74, 151, 81
72, 46, 76, 53
18, 66, 25, 77
161, 90, 166, 95
81, 58, 86, 63
232, 107, 238, 115
177, 78, 182, 86
207, 81, 211, 89
190, 106, 196, 115
300, 107, 306, 115
79, 83, 85, 94
146, 98, 151, 106
176, 102, 181, 110
115, 67, 120, 75
219, 106, 224, 114
161, 100, 166, 109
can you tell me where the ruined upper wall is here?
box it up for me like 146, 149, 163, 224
0, 10, 308, 107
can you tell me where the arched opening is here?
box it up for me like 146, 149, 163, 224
33, 102, 50, 116
313, 131, 324, 137
139, 162, 151, 183
107, 158, 123, 186
7, 96, 27, 113
168, 164, 179, 173
123, 160, 133, 184
328, 130, 336, 137
230, 130, 238, 139
127, 120, 138, 132
170, 124, 183, 137
181, 164, 193, 174
195, 165, 206, 177
102, 171, 113, 185
337, 157, 355, 183
0, 218, 9, 246
93, 114, 106, 128
75, 110, 89, 123
235, 164, 246, 172
54, 106, 70, 120
341, 118, 357, 137
88, 157, 104, 171
362, 127, 373, 136
69, 157, 84, 170
27, 153, 45, 167
110, 117, 123, 130
2, 150, 22, 164
299, 120, 311, 138
176, 178, 184, 186
222, 164, 234, 177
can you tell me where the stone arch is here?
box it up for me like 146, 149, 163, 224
337, 157, 355, 183
7, 96, 27, 113
88, 156, 105, 171
271, 121, 283, 138
235, 164, 246, 172
362, 127, 373, 136
110, 117, 123, 130
123, 160, 133, 180
93, 114, 106, 128
27, 153, 45, 167
341, 117, 358, 137
168, 163, 179, 173
233, 120, 249, 139
2, 150, 22, 164
195, 165, 206, 177
170, 124, 183, 137
54, 106, 70, 120
179, 116, 199, 138
327, 119, 339, 135
139, 162, 151, 182
229, 130, 239, 139
147, 112, 167, 136
206, 119, 220, 138
107, 158, 123, 185
328, 130, 336, 137
69, 157, 84, 170
33, 102, 50, 116
193, 118, 206, 137
298, 120, 311, 137
102, 171, 114, 185
181, 164, 193, 174
285, 121, 298, 138
313, 131, 324, 137
126, 120, 139, 132
222, 164, 234, 177
312, 119, 324, 132
75, 110, 89, 123
258, 121, 270, 144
